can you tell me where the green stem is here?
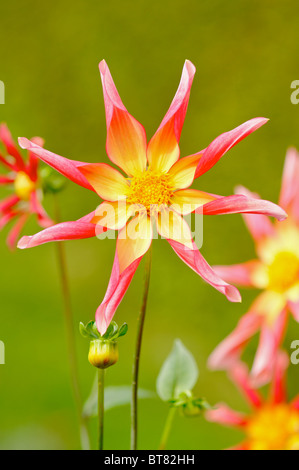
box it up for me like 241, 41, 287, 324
53, 195, 90, 450
159, 407, 177, 450
131, 246, 152, 450
98, 369, 105, 450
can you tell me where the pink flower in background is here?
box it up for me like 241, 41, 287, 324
209, 148, 299, 385
17, 60, 286, 334
207, 353, 299, 450
0, 124, 52, 249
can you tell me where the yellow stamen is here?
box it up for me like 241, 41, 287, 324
14, 171, 35, 201
126, 170, 173, 213
267, 251, 299, 293
247, 404, 299, 450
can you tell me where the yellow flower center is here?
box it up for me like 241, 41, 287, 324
267, 251, 299, 293
126, 170, 173, 212
246, 404, 299, 450
14, 171, 35, 201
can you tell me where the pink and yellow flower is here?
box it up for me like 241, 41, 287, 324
207, 353, 299, 450
0, 124, 52, 249
17, 61, 286, 334
209, 149, 299, 385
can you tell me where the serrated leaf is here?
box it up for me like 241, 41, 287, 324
83, 380, 155, 418
156, 339, 199, 402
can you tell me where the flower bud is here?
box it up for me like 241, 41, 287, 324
182, 402, 202, 417
88, 339, 119, 369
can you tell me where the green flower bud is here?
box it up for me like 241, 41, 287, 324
88, 339, 119, 369
181, 402, 202, 417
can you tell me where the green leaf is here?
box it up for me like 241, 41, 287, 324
79, 322, 90, 339
156, 339, 199, 402
83, 380, 155, 418
103, 321, 118, 339
117, 323, 128, 338
79, 321, 100, 340
86, 321, 99, 339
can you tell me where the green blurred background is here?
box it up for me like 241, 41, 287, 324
1, 0, 299, 450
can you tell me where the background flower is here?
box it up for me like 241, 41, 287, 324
209, 149, 299, 385
207, 353, 299, 450
0, 124, 52, 249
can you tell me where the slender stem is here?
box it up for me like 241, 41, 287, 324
131, 246, 152, 450
98, 369, 105, 450
159, 407, 177, 450
53, 195, 90, 450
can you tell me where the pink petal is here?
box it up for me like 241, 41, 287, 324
208, 312, 263, 371
95, 250, 142, 335
27, 136, 44, 181
235, 185, 276, 242
0, 211, 18, 230
147, 60, 196, 172
194, 118, 268, 178
99, 60, 147, 176
201, 194, 287, 221
279, 147, 299, 212
0, 195, 20, 213
229, 362, 263, 409
213, 261, 262, 288
269, 351, 289, 405
17, 211, 99, 249
18, 138, 94, 191
251, 309, 288, 387
30, 191, 53, 228
168, 239, 241, 302
0, 154, 17, 171
206, 403, 248, 428
0, 123, 25, 170
0, 175, 14, 184
7, 214, 29, 250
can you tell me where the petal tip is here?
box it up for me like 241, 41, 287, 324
184, 59, 196, 77
18, 137, 30, 150
257, 117, 269, 125
99, 59, 108, 75
278, 208, 288, 221
226, 286, 242, 303
17, 236, 30, 249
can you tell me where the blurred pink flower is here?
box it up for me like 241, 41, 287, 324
17, 61, 286, 334
209, 148, 299, 385
207, 353, 299, 450
0, 124, 52, 249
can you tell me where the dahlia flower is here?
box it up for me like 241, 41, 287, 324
17, 60, 286, 333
